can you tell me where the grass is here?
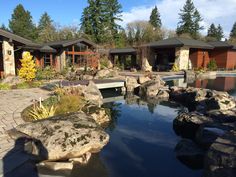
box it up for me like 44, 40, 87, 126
0, 83, 11, 90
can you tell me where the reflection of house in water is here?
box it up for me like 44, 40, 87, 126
189, 77, 236, 92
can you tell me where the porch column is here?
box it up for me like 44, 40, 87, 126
175, 47, 190, 70
2, 40, 15, 76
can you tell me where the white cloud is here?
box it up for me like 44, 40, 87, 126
120, 0, 236, 37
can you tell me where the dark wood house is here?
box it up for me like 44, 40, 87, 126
0, 28, 99, 77
145, 37, 214, 71
208, 41, 236, 69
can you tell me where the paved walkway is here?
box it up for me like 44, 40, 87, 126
0, 88, 50, 159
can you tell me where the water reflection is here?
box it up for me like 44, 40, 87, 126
98, 93, 202, 177
167, 77, 236, 97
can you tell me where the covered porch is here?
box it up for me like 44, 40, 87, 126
109, 48, 138, 70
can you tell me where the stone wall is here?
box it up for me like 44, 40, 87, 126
175, 47, 191, 70
58, 50, 66, 71
2, 40, 15, 76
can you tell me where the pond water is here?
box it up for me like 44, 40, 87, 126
71, 76, 236, 177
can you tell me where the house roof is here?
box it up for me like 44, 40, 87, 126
45, 38, 97, 48
0, 29, 35, 45
109, 48, 137, 54
208, 41, 236, 50
147, 37, 214, 49
39, 45, 57, 53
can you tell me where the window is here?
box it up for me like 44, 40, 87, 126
44, 54, 51, 67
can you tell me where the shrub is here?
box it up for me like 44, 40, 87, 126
207, 59, 218, 71
171, 63, 179, 72
100, 56, 110, 69
30, 81, 43, 88
19, 52, 36, 81
29, 104, 56, 120
0, 83, 11, 90
15, 82, 30, 89
36, 66, 57, 80
55, 95, 86, 115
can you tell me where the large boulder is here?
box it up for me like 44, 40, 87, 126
204, 91, 236, 111
125, 76, 140, 92
82, 81, 103, 106
196, 123, 235, 149
175, 139, 205, 169
82, 104, 111, 126
184, 70, 196, 83
139, 77, 165, 98
13, 112, 109, 162
204, 131, 236, 177
138, 76, 151, 84
94, 68, 118, 79
173, 112, 216, 138
169, 87, 236, 111
206, 109, 236, 122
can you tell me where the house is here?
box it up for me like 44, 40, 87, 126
144, 37, 214, 71
109, 48, 138, 69
208, 41, 236, 70
0, 29, 99, 78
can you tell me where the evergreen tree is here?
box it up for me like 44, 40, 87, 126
81, 0, 122, 44
104, 0, 123, 43
207, 23, 217, 38
37, 12, 57, 42
9, 4, 37, 40
216, 24, 224, 41
0, 24, 10, 31
192, 9, 203, 38
149, 6, 162, 29
230, 22, 236, 39
176, 0, 203, 39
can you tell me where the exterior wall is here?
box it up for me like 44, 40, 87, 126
2, 40, 15, 76
226, 50, 236, 69
189, 49, 210, 68
175, 47, 190, 70
59, 50, 66, 70
209, 49, 228, 69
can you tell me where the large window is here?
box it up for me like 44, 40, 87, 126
44, 54, 51, 67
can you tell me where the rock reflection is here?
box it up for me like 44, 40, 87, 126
71, 154, 108, 177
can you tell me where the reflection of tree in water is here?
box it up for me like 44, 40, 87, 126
102, 102, 122, 131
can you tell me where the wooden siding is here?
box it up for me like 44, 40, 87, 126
209, 49, 228, 69
226, 50, 236, 69
189, 49, 210, 68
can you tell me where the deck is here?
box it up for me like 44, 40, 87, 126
61, 79, 125, 89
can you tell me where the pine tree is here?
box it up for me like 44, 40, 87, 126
9, 4, 37, 40
230, 22, 236, 39
207, 23, 217, 38
0, 24, 10, 31
149, 6, 162, 29
176, 0, 203, 39
192, 9, 203, 38
81, 0, 122, 44
104, 0, 123, 43
37, 12, 57, 42
216, 24, 224, 41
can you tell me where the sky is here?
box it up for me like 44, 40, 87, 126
0, 0, 236, 37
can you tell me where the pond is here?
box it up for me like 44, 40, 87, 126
71, 76, 236, 177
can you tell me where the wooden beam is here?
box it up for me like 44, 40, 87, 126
65, 51, 96, 55
50, 54, 53, 67
72, 45, 75, 65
